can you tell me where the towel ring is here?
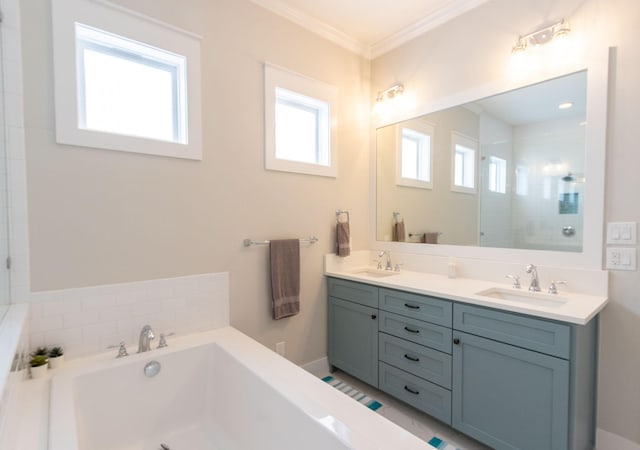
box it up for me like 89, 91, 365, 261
336, 209, 350, 224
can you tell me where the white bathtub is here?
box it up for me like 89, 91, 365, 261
49, 327, 428, 450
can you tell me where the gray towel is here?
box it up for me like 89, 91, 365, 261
270, 239, 300, 320
337, 222, 350, 257
393, 220, 406, 242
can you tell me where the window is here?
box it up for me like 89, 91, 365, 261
397, 125, 433, 189
452, 132, 478, 193
265, 63, 337, 177
52, 0, 202, 159
488, 156, 507, 194
516, 165, 529, 196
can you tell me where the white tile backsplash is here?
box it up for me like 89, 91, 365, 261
28, 272, 229, 358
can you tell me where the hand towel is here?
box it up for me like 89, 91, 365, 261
337, 222, 351, 257
425, 232, 439, 244
270, 239, 300, 320
393, 220, 406, 242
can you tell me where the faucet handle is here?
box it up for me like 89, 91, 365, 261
394, 263, 403, 272
107, 341, 129, 358
157, 333, 176, 349
373, 258, 382, 270
548, 280, 566, 294
506, 274, 521, 289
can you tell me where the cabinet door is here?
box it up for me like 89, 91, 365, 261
328, 297, 379, 387
452, 331, 569, 450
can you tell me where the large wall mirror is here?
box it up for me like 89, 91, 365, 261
374, 51, 609, 269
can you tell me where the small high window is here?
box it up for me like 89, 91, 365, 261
397, 126, 433, 189
52, 0, 202, 160
452, 132, 478, 193
265, 63, 337, 177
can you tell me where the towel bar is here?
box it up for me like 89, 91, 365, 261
243, 236, 319, 247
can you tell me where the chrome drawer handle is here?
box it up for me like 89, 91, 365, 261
404, 303, 420, 309
404, 326, 420, 334
404, 354, 420, 362
404, 385, 420, 395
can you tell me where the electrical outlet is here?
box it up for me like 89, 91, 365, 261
275, 341, 286, 356
606, 247, 637, 271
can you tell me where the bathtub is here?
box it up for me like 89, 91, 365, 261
49, 327, 428, 450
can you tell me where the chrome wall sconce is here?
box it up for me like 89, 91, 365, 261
512, 19, 571, 54
375, 84, 404, 103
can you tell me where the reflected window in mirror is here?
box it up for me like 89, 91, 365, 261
452, 132, 478, 193
397, 123, 433, 189
516, 166, 529, 196
488, 156, 507, 194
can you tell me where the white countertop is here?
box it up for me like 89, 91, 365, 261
325, 265, 608, 325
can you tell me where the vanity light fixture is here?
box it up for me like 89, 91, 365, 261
512, 19, 571, 54
376, 83, 404, 103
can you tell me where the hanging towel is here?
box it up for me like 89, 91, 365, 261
337, 222, 351, 257
393, 220, 406, 242
270, 239, 300, 320
425, 232, 439, 244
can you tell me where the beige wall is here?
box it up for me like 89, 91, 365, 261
21, 0, 370, 365
372, 0, 640, 444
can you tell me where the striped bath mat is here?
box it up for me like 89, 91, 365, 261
321, 375, 383, 411
427, 436, 459, 449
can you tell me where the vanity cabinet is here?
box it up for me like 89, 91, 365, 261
327, 277, 598, 450
328, 278, 379, 387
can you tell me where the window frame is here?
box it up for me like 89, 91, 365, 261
451, 132, 478, 194
264, 63, 338, 178
396, 124, 434, 190
51, 0, 202, 160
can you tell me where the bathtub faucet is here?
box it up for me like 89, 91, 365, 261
137, 325, 155, 353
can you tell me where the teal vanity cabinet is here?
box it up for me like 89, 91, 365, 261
452, 304, 597, 450
328, 278, 379, 387
326, 277, 598, 450
377, 288, 453, 424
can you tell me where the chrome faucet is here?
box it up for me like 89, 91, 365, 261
378, 251, 393, 271
137, 325, 155, 353
525, 264, 541, 292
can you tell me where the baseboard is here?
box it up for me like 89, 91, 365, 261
301, 356, 329, 377
597, 428, 640, 450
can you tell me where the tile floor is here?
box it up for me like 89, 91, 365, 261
323, 370, 491, 450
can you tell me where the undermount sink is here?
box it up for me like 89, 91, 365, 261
349, 268, 398, 278
475, 287, 568, 307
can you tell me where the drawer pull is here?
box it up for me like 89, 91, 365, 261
404, 354, 420, 362
453, 338, 460, 345
404, 303, 421, 310
404, 385, 420, 395
371, 314, 377, 320
404, 326, 420, 334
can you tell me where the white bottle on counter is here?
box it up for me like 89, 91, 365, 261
447, 257, 457, 279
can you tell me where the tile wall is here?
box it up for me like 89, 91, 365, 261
27, 272, 230, 358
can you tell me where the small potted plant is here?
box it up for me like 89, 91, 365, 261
48, 346, 65, 369
29, 354, 49, 379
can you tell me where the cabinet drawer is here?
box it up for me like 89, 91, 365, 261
379, 333, 451, 389
327, 277, 378, 308
379, 311, 452, 354
379, 362, 451, 425
454, 304, 571, 359
379, 288, 452, 326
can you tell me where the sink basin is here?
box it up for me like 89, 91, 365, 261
475, 287, 568, 307
349, 268, 398, 278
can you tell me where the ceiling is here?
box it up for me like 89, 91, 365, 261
250, 0, 491, 58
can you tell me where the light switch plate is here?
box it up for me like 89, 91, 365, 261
607, 222, 637, 245
606, 247, 637, 271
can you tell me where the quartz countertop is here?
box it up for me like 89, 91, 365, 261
325, 266, 608, 325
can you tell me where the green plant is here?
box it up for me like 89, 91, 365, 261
32, 347, 48, 357
48, 347, 64, 358
29, 354, 48, 368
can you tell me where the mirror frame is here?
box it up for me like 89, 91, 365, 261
370, 47, 610, 270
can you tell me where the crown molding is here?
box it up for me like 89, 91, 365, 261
251, 0, 490, 60
250, 0, 370, 57
370, 0, 491, 59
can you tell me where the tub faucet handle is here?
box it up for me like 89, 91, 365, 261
107, 341, 129, 358
157, 332, 176, 349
